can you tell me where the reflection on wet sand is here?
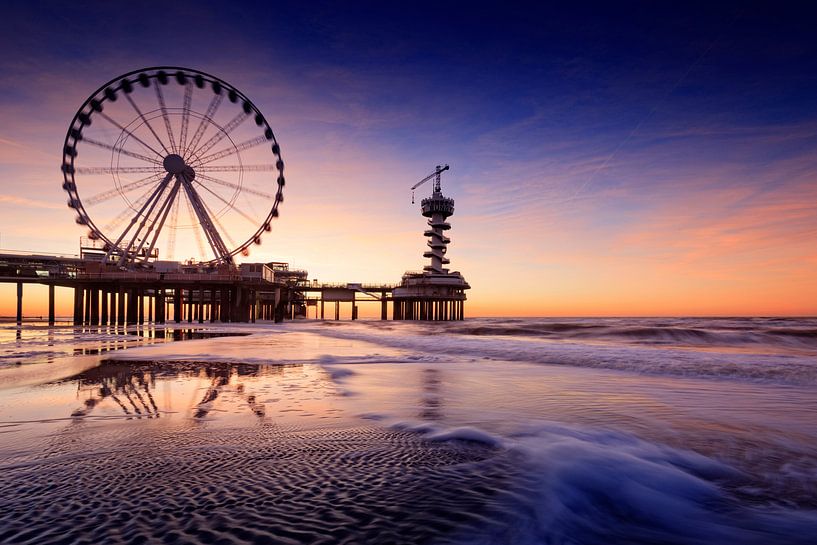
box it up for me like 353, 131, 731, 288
0, 358, 510, 545
0, 322, 248, 367
418, 368, 443, 421
65, 360, 286, 422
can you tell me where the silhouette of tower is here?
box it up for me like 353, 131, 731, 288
393, 165, 469, 320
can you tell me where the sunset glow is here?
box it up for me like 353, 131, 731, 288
1, 3, 815, 317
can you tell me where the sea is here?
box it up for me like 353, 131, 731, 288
1, 317, 816, 545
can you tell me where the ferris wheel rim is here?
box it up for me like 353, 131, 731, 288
61, 66, 285, 266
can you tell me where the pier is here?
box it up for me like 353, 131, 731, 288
0, 250, 401, 324
2, 68, 470, 324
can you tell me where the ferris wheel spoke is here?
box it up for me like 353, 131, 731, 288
200, 197, 237, 249
194, 135, 270, 166
180, 174, 231, 262
154, 84, 178, 153
186, 93, 223, 158
195, 172, 275, 200
103, 185, 156, 233
117, 175, 173, 263
193, 179, 259, 226
179, 83, 193, 153
76, 166, 159, 174
97, 111, 165, 158
188, 111, 250, 159
197, 164, 279, 173
84, 173, 164, 206
81, 136, 161, 165
124, 93, 171, 155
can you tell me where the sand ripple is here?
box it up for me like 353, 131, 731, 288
0, 421, 512, 544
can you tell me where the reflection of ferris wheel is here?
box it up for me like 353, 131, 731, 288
61, 66, 285, 267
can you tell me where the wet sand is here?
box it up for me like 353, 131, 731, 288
0, 359, 513, 545
2, 320, 816, 544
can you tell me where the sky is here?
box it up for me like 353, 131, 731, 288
1, 1, 816, 317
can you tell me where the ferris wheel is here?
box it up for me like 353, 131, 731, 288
61, 66, 285, 267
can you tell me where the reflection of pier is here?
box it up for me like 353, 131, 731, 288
70, 360, 273, 420
419, 368, 443, 421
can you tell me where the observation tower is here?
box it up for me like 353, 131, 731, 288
392, 165, 470, 320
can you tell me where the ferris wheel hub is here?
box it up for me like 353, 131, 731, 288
162, 154, 186, 174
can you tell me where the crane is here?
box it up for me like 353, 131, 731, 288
411, 164, 449, 204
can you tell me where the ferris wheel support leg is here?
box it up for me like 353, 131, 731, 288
143, 179, 182, 263
127, 179, 174, 265
107, 173, 173, 267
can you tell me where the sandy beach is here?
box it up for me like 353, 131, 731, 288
2, 319, 817, 544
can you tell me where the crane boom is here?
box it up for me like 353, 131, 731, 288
411, 164, 449, 190
411, 164, 449, 203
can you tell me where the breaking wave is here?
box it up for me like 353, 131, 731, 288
311, 319, 817, 385
396, 421, 817, 545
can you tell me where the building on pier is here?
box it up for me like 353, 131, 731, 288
392, 165, 470, 321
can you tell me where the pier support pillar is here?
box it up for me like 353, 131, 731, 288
138, 290, 145, 325
83, 288, 91, 325
174, 289, 182, 323
116, 287, 125, 326
90, 288, 99, 326
187, 289, 193, 323
320, 299, 325, 320
118, 287, 126, 326
381, 297, 387, 321
157, 289, 165, 324
16, 282, 23, 324
48, 284, 55, 325
73, 287, 83, 326
100, 290, 108, 326
220, 289, 228, 323
335, 301, 340, 321
127, 289, 137, 325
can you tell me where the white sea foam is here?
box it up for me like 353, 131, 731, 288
386, 419, 817, 545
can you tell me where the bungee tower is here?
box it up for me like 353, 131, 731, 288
392, 165, 470, 320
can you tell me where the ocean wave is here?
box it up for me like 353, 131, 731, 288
443, 319, 817, 351
311, 324, 817, 385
